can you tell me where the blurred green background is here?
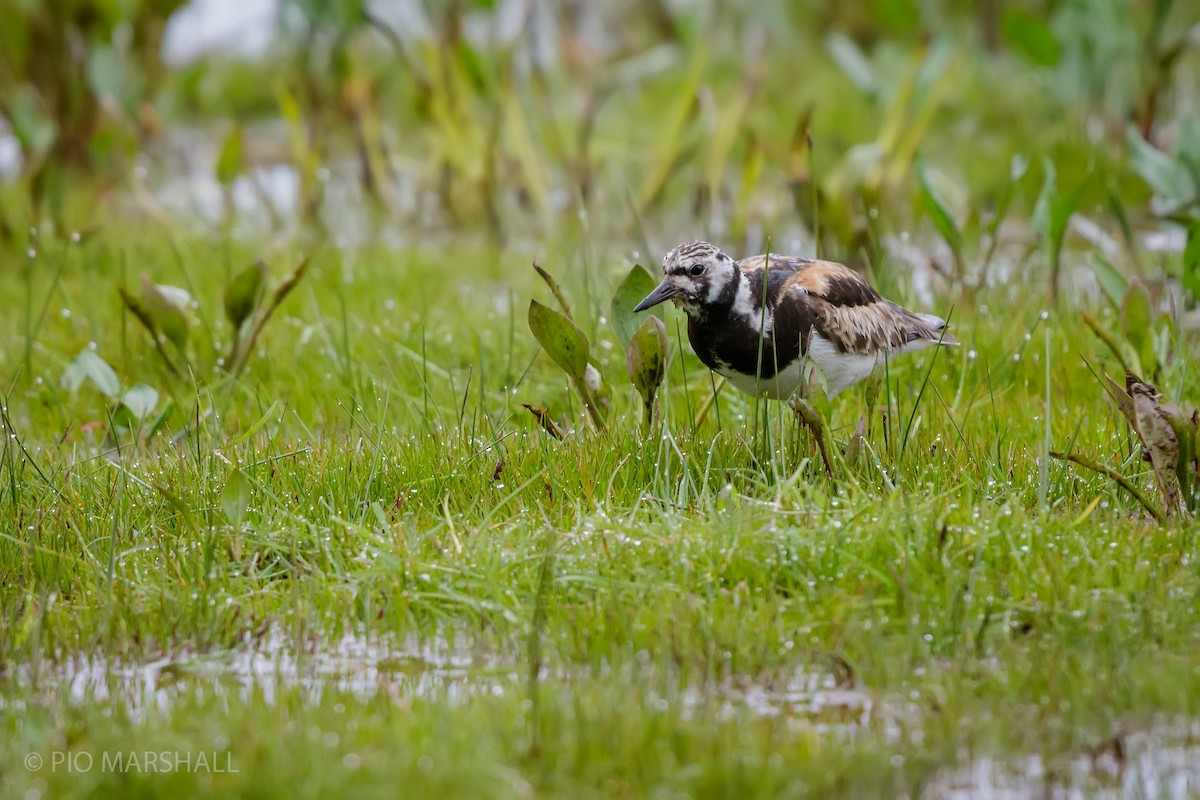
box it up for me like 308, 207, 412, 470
1, 0, 1197, 294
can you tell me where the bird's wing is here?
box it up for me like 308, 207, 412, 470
782, 259, 950, 355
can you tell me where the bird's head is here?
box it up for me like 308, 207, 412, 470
633, 241, 739, 316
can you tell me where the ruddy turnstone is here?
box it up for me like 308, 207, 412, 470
633, 241, 956, 400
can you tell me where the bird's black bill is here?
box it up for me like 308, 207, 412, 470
633, 280, 677, 312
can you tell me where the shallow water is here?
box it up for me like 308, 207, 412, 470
9, 627, 515, 715
8, 630, 1199, 797
10, 627, 876, 729
925, 719, 1200, 800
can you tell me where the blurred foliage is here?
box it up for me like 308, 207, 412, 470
0, 0, 185, 218
0, 0, 1196, 291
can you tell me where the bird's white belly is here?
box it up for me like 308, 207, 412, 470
806, 334, 878, 397
720, 360, 807, 400
717, 333, 879, 400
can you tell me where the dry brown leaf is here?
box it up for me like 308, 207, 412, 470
1128, 377, 1179, 511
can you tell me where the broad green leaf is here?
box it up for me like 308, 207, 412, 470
62, 349, 120, 398
1087, 255, 1128, 310
1122, 278, 1154, 331
610, 264, 658, 350
114, 384, 159, 428
1127, 127, 1191, 204
156, 284, 193, 309
626, 315, 668, 422
227, 257, 310, 377
112, 406, 136, 430
140, 275, 190, 351
530, 299, 606, 430
119, 287, 156, 335
528, 299, 589, 381
916, 157, 963, 264
224, 259, 267, 332
1101, 372, 1138, 431
221, 469, 251, 527
1048, 173, 1088, 254
216, 125, 244, 185
1001, 8, 1060, 66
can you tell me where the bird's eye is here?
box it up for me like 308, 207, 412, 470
689, 264, 705, 277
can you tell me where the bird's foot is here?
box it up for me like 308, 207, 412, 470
788, 396, 837, 478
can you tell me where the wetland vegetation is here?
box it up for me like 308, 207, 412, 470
2, 1, 1199, 797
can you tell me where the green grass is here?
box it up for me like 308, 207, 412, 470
2, 3, 1200, 796
1, 231, 1197, 798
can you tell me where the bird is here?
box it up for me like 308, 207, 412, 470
633, 241, 956, 401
